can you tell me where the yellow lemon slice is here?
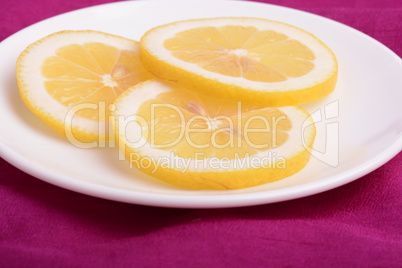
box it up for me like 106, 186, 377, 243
113, 79, 316, 190
16, 30, 153, 143
140, 17, 337, 106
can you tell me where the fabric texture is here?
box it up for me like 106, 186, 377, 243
0, 0, 401, 267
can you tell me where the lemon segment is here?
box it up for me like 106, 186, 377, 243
140, 17, 338, 106
113, 79, 316, 190
16, 30, 153, 143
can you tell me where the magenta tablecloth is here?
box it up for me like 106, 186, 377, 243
1, 0, 401, 267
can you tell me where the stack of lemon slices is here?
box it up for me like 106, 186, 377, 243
16, 18, 337, 190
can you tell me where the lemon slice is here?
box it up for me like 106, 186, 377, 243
113, 79, 316, 190
140, 17, 337, 106
16, 30, 153, 143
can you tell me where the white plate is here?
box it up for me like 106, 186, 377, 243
1, 0, 401, 208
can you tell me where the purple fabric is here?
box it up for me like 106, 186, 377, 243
1, 0, 401, 266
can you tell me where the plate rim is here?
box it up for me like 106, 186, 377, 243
1, 135, 401, 208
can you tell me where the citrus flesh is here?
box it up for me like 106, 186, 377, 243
113, 79, 316, 190
140, 17, 337, 106
17, 30, 153, 143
